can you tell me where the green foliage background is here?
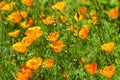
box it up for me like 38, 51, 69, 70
0, 0, 120, 80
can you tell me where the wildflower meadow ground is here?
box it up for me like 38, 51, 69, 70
0, 0, 120, 80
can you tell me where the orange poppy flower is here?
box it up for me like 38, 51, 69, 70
74, 6, 87, 21
62, 72, 69, 78
22, 36, 34, 47
81, 58, 86, 64
60, 15, 66, 23
78, 25, 90, 39
0, 1, 6, 10
25, 57, 42, 70
85, 63, 97, 75
50, 41, 64, 53
101, 42, 114, 53
43, 59, 54, 68
51, 2, 66, 12
42, 16, 54, 25
88, 10, 97, 25
106, 7, 119, 19
12, 42, 26, 53
20, 18, 33, 28
21, 0, 33, 6
2, 2, 15, 11
78, 6, 87, 15
99, 66, 116, 78
48, 32, 59, 42
7, 11, 20, 23
16, 75, 27, 80
16, 68, 32, 80
80, 0, 86, 2
8, 30, 20, 38
20, 11, 28, 19
25, 26, 42, 40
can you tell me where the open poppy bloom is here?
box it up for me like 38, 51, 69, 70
7, 11, 20, 23
101, 42, 114, 53
78, 25, 90, 39
2, 2, 15, 11
25, 57, 42, 70
43, 59, 54, 68
0, 1, 6, 10
22, 36, 34, 47
106, 7, 119, 19
42, 16, 54, 25
12, 42, 26, 53
47, 32, 59, 42
99, 66, 116, 78
21, 0, 33, 6
25, 26, 42, 40
20, 11, 28, 19
51, 2, 66, 12
8, 30, 20, 38
16, 68, 32, 80
85, 63, 97, 75
50, 41, 65, 53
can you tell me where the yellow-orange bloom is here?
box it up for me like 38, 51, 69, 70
42, 16, 54, 25
101, 42, 114, 53
51, 2, 66, 12
2, 2, 15, 11
21, 0, 33, 6
88, 10, 97, 25
85, 63, 97, 75
22, 36, 34, 47
99, 66, 116, 78
80, 0, 86, 2
12, 42, 26, 53
78, 25, 90, 39
16, 68, 32, 80
50, 41, 64, 53
48, 32, 59, 42
25, 57, 42, 70
0, 1, 6, 10
62, 72, 69, 78
7, 11, 20, 23
60, 15, 66, 23
8, 30, 20, 38
20, 18, 33, 28
25, 26, 42, 40
106, 7, 119, 19
74, 6, 87, 21
81, 58, 86, 64
20, 11, 28, 19
43, 59, 54, 68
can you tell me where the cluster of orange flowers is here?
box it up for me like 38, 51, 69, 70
84, 63, 116, 78
12, 26, 42, 53
0, 0, 119, 79
16, 57, 54, 80
47, 32, 65, 53
16, 57, 42, 80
